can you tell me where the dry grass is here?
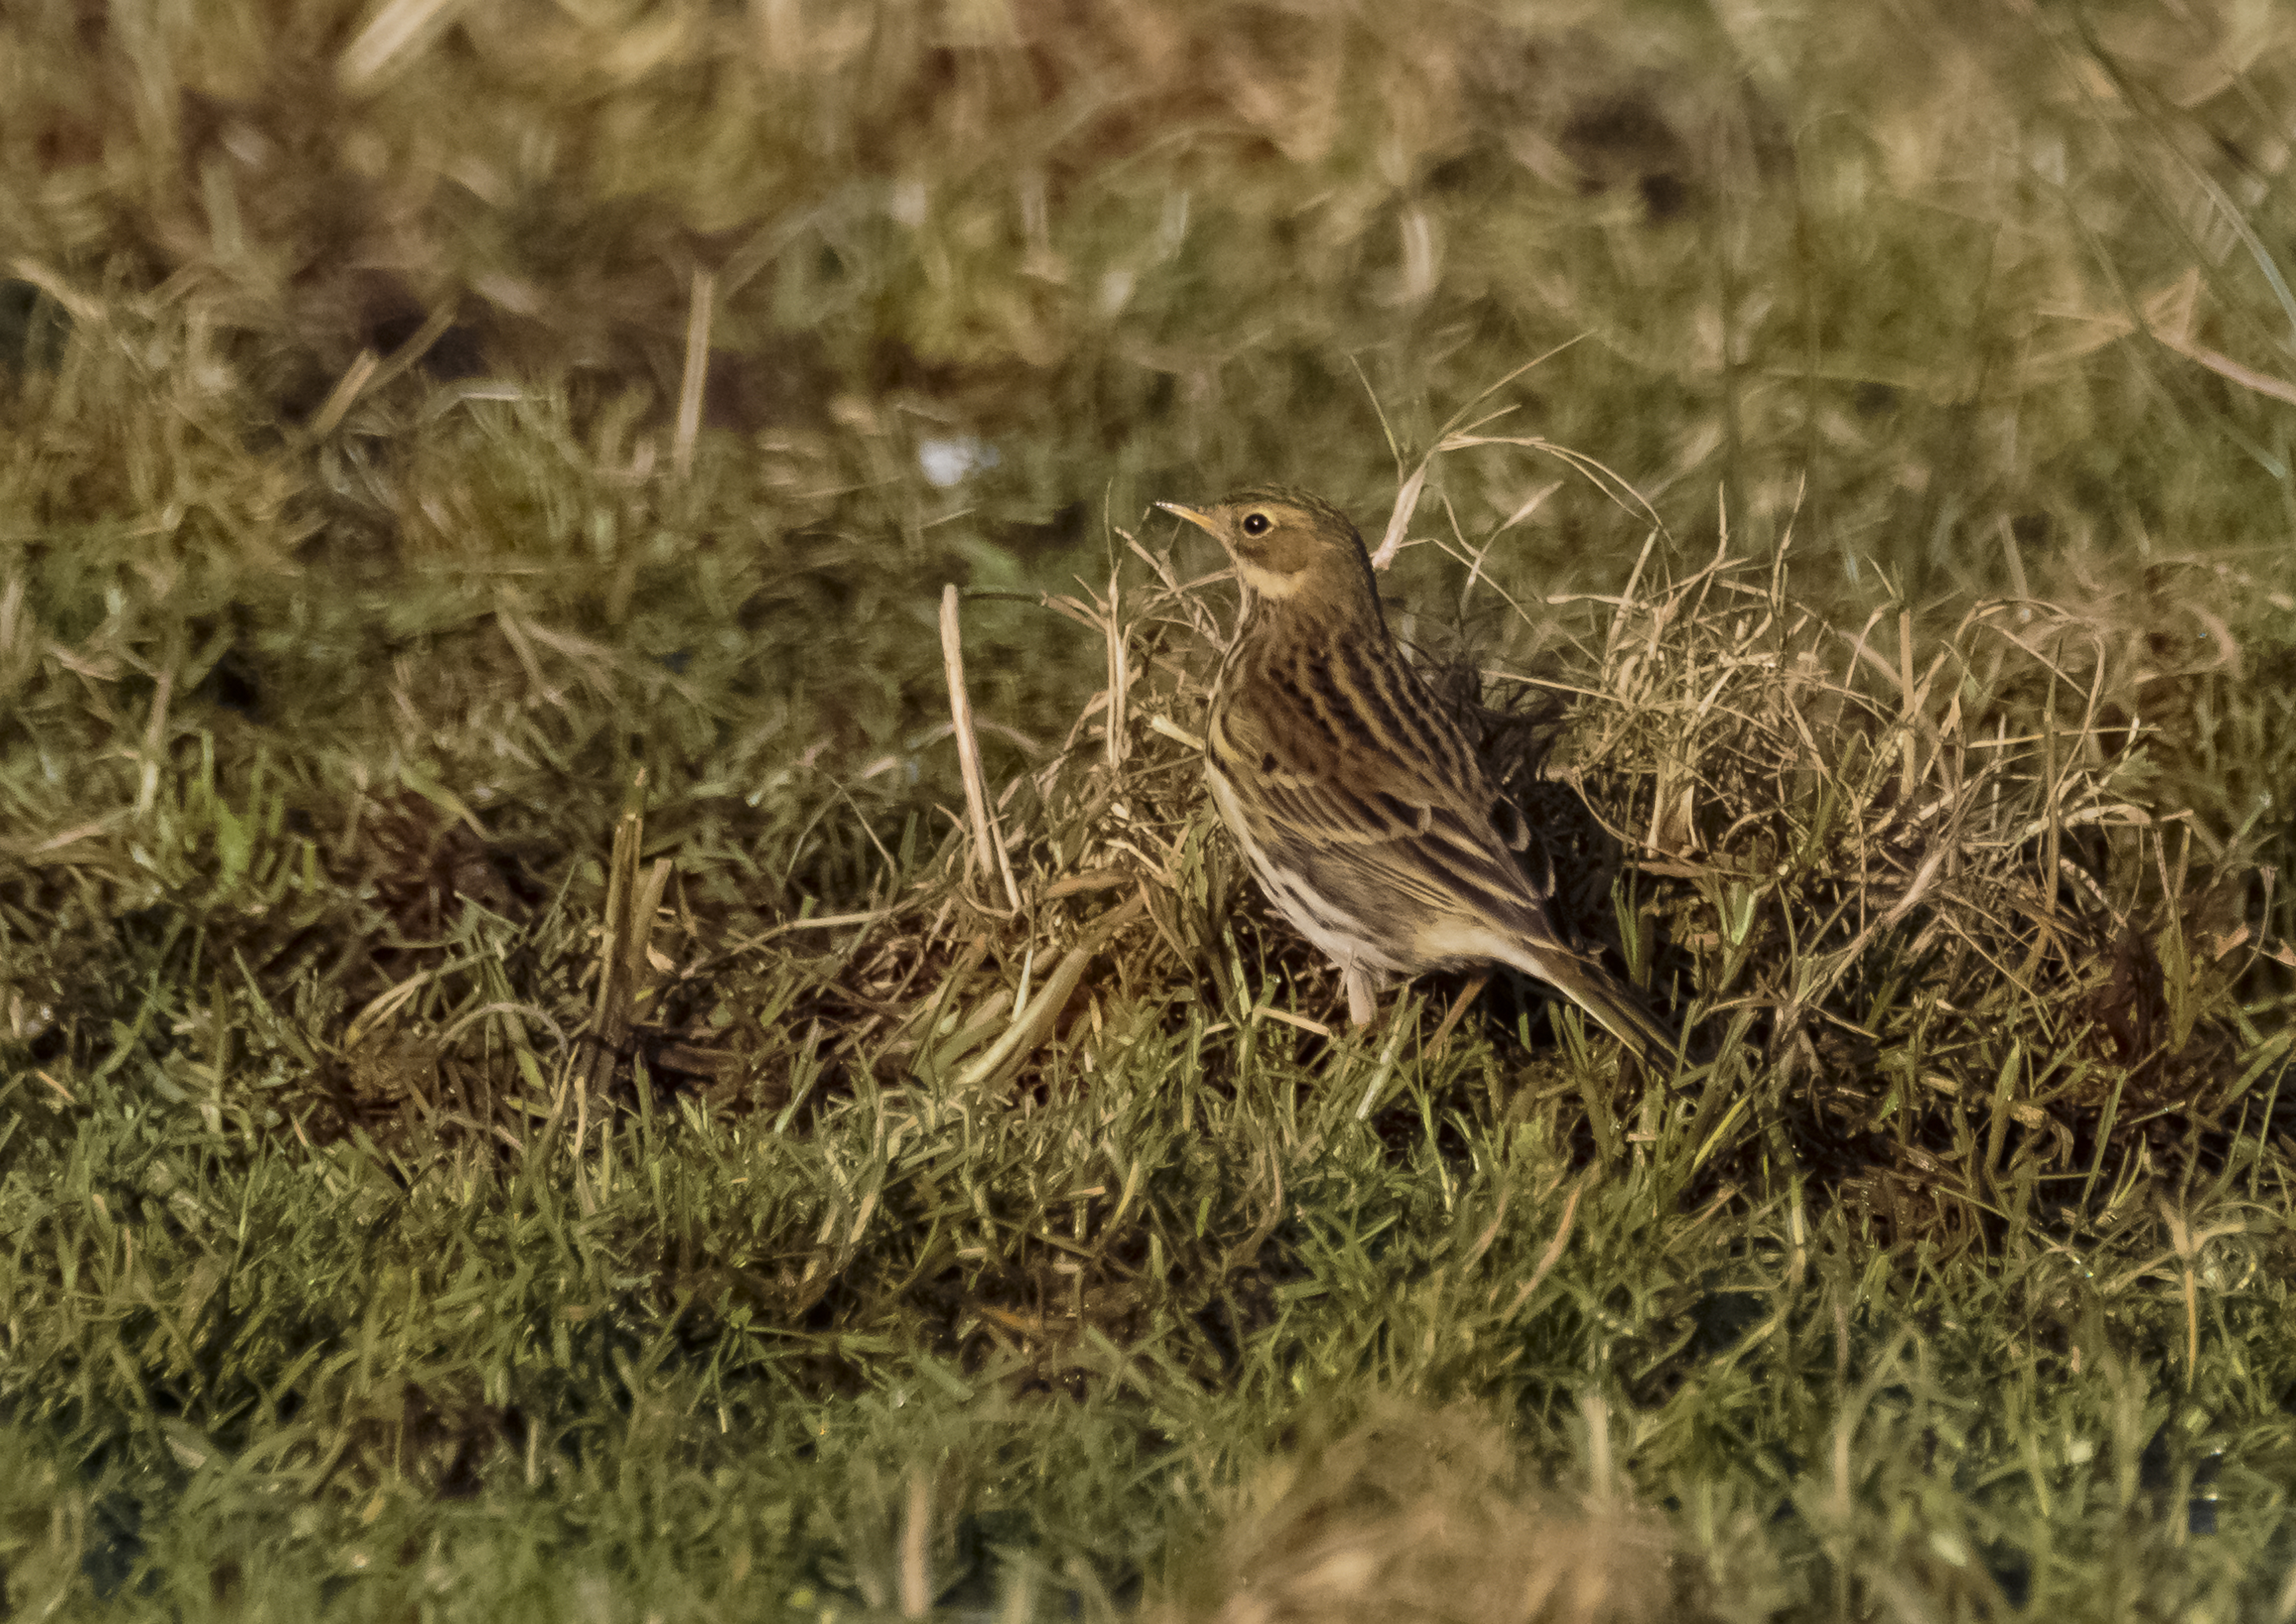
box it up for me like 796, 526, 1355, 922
7, 0, 2296, 1617
1153, 1398, 1676, 1624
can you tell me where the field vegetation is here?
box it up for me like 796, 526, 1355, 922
5, 0, 2296, 1617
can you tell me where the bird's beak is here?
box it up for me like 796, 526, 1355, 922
1154, 500, 1219, 539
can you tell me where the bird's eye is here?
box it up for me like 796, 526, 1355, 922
1241, 512, 1270, 536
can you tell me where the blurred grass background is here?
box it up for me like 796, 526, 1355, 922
6, 0, 2296, 1617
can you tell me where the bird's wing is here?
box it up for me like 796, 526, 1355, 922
1211, 645, 1567, 950
1255, 749, 1568, 949
1211, 639, 1675, 1062
1248, 721, 1676, 1057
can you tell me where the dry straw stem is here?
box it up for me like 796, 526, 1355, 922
337, 0, 465, 91
579, 772, 671, 1105
899, 1466, 932, 1618
940, 583, 1024, 915
673, 267, 715, 481
522, 770, 675, 1210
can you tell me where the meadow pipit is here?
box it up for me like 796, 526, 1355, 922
1158, 487, 1673, 1061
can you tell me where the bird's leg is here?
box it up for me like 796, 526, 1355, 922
1428, 971, 1493, 1057
1341, 963, 1378, 1028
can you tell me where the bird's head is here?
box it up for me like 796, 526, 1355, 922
1155, 487, 1380, 617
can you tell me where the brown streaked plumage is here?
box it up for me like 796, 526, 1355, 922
1157, 487, 1673, 1061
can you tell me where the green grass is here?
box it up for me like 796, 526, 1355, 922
6, 0, 2296, 1617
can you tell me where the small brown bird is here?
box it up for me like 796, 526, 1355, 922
1158, 487, 1673, 1061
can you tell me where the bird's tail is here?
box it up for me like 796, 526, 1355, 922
1501, 943, 1677, 1066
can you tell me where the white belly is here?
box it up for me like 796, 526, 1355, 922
1204, 762, 1410, 985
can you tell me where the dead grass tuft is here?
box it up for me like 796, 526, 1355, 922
1155, 1399, 1676, 1624
736, 435, 2282, 1256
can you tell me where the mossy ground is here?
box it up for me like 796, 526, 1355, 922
6, 1, 2296, 1618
